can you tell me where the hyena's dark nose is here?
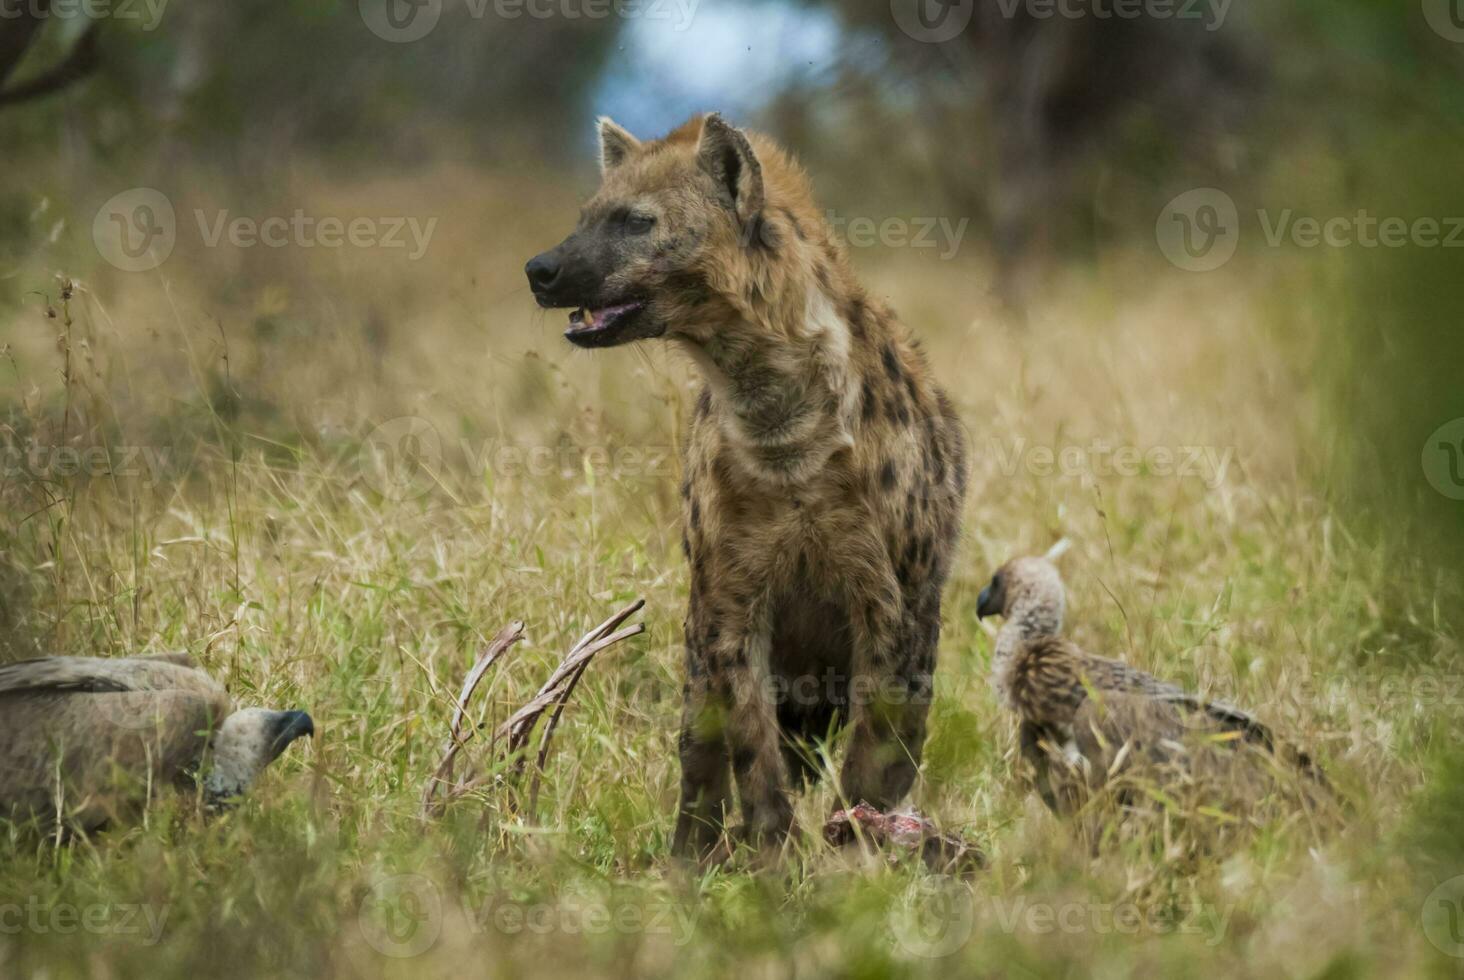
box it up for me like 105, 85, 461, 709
525, 252, 562, 292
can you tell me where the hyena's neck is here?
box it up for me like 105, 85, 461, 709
680, 284, 861, 486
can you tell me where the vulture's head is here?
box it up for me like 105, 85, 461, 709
203, 708, 314, 808
977, 540, 1072, 634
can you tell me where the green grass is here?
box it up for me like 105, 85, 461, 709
0, 163, 1461, 978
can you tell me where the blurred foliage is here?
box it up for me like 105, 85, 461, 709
0, 0, 622, 166
3, 0, 1464, 930
1, 0, 1458, 610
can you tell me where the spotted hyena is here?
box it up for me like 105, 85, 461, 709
525, 113, 969, 858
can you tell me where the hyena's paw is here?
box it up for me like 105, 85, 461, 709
671, 813, 730, 866
728, 812, 803, 865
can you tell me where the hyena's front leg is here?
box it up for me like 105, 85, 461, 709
671, 659, 731, 861
696, 599, 796, 848
840, 588, 935, 811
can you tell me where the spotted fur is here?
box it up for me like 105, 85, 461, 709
537, 114, 970, 858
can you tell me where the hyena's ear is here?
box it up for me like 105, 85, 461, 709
597, 116, 641, 175
696, 113, 765, 228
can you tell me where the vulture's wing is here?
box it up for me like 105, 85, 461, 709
1076, 669, 1330, 789
0, 657, 232, 832
1060, 647, 1276, 748
1149, 690, 1276, 748
0, 655, 215, 697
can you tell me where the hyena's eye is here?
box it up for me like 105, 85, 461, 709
624, 213, 657, 236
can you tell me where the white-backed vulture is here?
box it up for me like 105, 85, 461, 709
976, 543, 1326, 816
0, 652, 314, 833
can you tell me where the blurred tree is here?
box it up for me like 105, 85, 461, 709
0, 0, 102, 107
815, 0, 1258, 305
0, 0, 623, 168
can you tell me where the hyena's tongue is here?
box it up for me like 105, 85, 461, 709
568, 303, 641, 333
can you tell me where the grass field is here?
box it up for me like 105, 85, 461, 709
1, 161, 1461, 979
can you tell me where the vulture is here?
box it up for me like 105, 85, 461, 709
977, 542, 1325, 816
0, 652, 314, 833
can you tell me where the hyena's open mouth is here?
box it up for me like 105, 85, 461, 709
564, 301, 652, 349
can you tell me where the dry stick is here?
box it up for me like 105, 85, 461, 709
524, 623, 641, 812
500, 625, 644, 763
452, 630, 643, 804
420, 620, 526, 818
527, 600, 641, 773
448, 601, 645, 807
494, 624, 643, 813
526, 658, 594, 814
495, 599, 645, 757
520, 604, 648, 807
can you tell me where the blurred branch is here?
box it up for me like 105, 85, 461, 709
0, 9, 102, 109
0, 1, 50, 89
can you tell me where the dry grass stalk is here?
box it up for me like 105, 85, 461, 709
421, 620, 527, 818
429, 600, 645, 816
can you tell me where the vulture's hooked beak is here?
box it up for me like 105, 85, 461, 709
269, 710, 315, 761
977, 585, 997, 620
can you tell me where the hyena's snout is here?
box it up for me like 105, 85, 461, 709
524, 250, 563, 295
524, 236, 604, 309
525, 234, 663, 350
